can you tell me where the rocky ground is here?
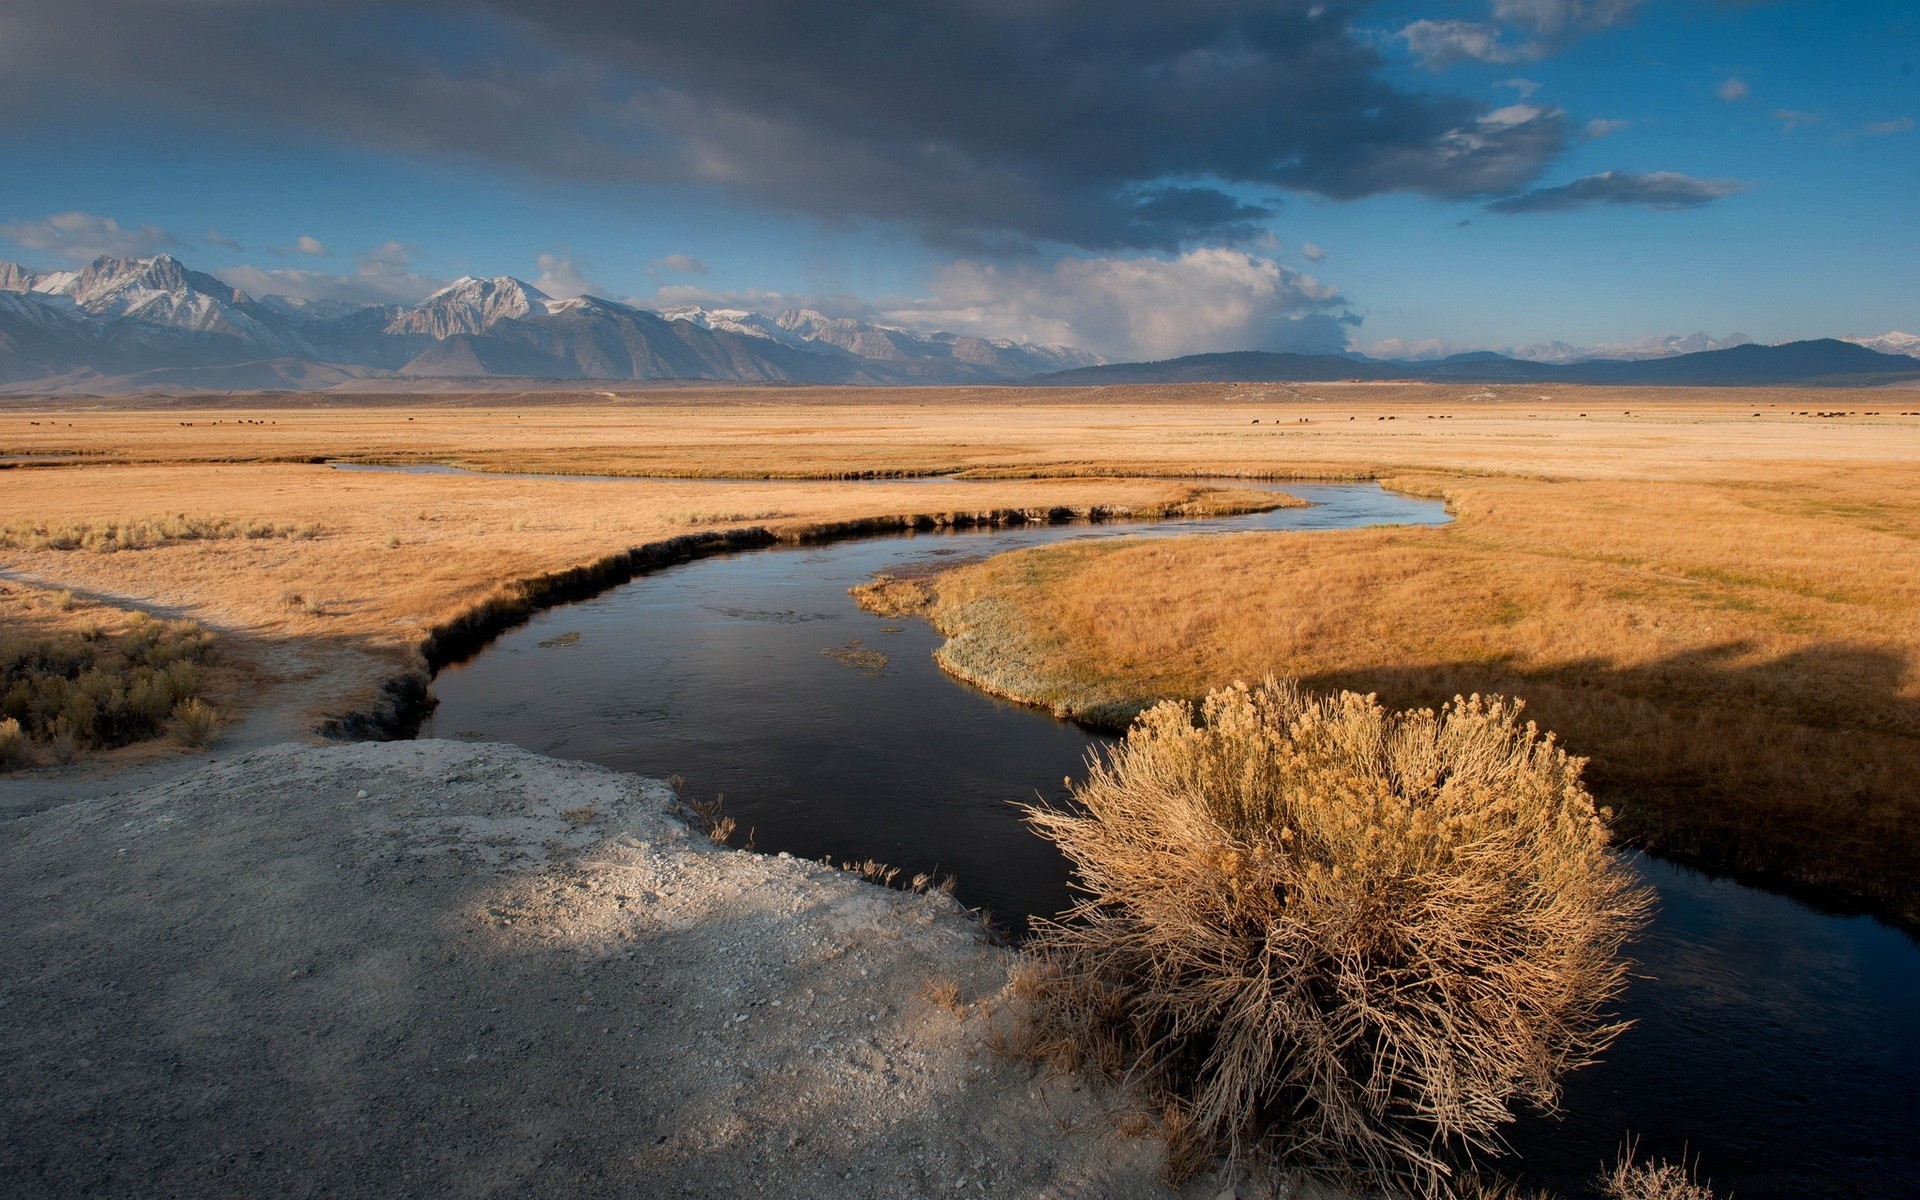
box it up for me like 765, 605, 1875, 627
0, 739, 1250, 1199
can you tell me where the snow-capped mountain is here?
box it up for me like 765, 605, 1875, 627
1844, 331, 1920, 357
0, 254, 318, 380
0, 254, 1105, 389
386, 276, 549, 339
664, 305, 1100, 380
1504, 331, 1753, 364
656, 306, 811, 349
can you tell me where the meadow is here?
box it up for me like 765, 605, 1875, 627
3, 383, 1916, 927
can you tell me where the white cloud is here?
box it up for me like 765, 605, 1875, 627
204, 228, 244, 251
1716, 77, 1749, 102
653, 253, 709, 275
1492, 0, 1646, 38
216, 240, 443, 304
0, 210, 180, 261
1585, 118, 1632, 138
268, 234, 330, 255
1301, 242, 1328, 262
1358, 336, 1479, 361
531, 253, 604, 298
1500, 78, 1543, 99
1857, 116, 1914, 137
883, 248, 1353, 360
1400, 20, 1535, 69
1772, 108, 1820, 132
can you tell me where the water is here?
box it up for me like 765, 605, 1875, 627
418, 482, 1920, 1197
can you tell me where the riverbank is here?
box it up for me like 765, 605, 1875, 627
0, 739, 1231, 1199
852, 464, 1920, 931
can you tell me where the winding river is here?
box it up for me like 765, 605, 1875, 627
414, 481, 1919, 1198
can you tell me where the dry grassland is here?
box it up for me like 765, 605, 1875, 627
3, 383, 1917, 926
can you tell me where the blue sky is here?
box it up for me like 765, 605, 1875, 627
0, 0, 1912, 359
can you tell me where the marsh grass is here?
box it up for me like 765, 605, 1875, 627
1, 609, 218, 763
886, 468, 1920, 926
1019, 680, 1648, 1197
0, 514, 319, 552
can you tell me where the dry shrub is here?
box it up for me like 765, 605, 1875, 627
168, 698, 219, 747
919, 978, 964, 1013
0, 717, 32, 770
685, 793, 736, 845
1020, 680, 1649, 1197
3, 614, 216, 755
1600, 1144, 1717, 1200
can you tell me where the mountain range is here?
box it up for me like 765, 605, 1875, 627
1029, 339, 1920, 388
1, 253, 1915, 392
0, 255, 1097, 391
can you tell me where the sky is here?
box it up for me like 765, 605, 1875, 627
0, 0, 1913, 361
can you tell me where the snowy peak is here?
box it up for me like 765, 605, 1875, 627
390, 276, 550, 338
1505, 331, 1753, 364
1844, 331, 1920, 358
33, 254, 251, 316
0, 262, 41, 293
657, 306, 810, 348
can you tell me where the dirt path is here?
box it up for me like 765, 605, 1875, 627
0, 740, 1252, 1199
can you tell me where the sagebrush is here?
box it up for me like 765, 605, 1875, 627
1020, 680, 1648, 1197
1, 613, 217, 761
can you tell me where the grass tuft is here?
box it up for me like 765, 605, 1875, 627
1019, 679, 1649, 1197
168, 698, 219, 748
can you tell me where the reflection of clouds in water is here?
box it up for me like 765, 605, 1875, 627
1632, 856, 1915, 1026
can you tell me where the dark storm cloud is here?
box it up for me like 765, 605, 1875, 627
0, 0, 1575, 249
1486, 169, 1751, 213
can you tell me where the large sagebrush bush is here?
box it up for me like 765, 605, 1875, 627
1020, 680, 1648, 1197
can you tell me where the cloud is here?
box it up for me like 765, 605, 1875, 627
204, 228, 244, 251
1500, 78, 1543, 99
1491, 0, 1647, 38
0, 0, 1577, 251
1716, 77, 1749, 101
1771, 108, 1820, 132
1855, 116, 1915, 137
1301, 242, 1328, 262
531, 253, 603, 298
1584, 118, 1632, 138
0, 210, 180, 260
215, 240, 444, 304
1360, 336, 1480, 361
1400, 20, 1534, 70
270, 234, 330, 255
653, 253, 709, 276
1487, 169, 1750, 213
884, 248, 1355, 361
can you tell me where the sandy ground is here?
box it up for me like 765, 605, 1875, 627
0, 739, 1261, 1199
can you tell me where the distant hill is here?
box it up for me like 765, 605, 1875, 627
1029, 339, 1920, 388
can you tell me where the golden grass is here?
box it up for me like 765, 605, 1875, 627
865, 450, 1920, 925
2, 386, 1916, 922
1019, 681, 1646, 1198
